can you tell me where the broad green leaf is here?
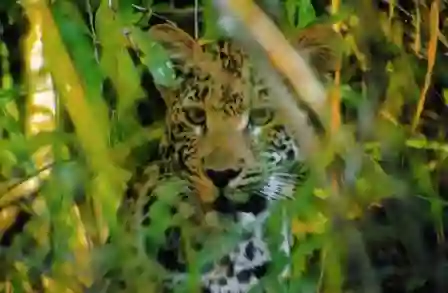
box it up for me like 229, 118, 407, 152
96, 0, 144, 113
340, 84, 363, 108
285, 0, 297, 28
130, 27, 178, 87
298, 0, 316, 28
0, 115, 21, 134
51, 1, 99, 86
51, 0, 108, 124
202, 0, 221, 40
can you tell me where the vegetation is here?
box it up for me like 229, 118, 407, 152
1, 0, 448, 292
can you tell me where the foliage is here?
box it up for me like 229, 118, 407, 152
0, 0, 448, 292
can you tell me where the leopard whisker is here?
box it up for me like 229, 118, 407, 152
257, 174, 297, 200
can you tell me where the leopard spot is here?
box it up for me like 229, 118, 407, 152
236, 269, 252, 283
244, 241, 255, 261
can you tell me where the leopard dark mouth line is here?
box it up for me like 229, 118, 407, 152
203, 165, 300, 218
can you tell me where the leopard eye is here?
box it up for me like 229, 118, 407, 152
249, 107, 274, 126
184, 106, 206, 126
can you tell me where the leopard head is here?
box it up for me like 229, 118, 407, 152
149, 24, 336, 215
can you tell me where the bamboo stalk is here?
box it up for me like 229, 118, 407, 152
214, 0, 329, 124
21, 1, 95, 289
22, 1, 127, 233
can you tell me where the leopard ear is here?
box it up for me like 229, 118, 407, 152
290, 24, 344, 74
147, 24, 201, 105
148, 24, 220, 106
148, 24, 205, 69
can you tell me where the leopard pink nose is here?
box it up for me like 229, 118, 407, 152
205, 168, 242, 188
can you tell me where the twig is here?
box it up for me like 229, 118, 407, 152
330, 0, 342, 136
194, 0, 199, 39
411, 0, 439, 132
0, 164, 51, 208
152, 7, 204, 15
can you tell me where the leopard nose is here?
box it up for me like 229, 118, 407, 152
205, 168, 242, 188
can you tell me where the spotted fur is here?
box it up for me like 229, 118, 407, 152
125, 23, 335, 293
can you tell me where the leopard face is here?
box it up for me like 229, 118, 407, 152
150, 25, 305, 216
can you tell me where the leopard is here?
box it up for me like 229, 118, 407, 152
123, 23, 338, 293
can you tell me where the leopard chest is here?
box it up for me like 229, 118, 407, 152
163, 210, 276, 293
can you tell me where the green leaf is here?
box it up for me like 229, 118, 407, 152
297, 0, 316, 28
96, 0, 144, 111
340, 84, 363, 108
129, 27, 178, 87
50, 0, 111, 147
202, 0, 221, 40
51, 1, 100, 94
285, 0, 317, 28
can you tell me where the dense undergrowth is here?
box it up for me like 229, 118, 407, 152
1, 0, 448, 292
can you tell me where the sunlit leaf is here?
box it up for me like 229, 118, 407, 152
297, 0, 316, 28
96, 1, 144, 112
128, 27, 178, 87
